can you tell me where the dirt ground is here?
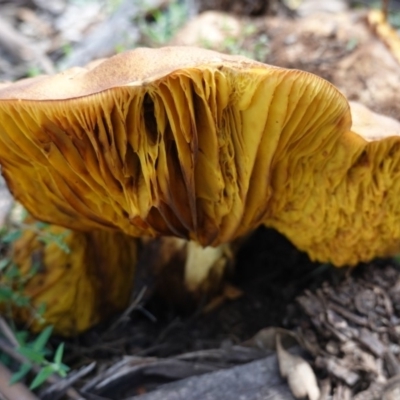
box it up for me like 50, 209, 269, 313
1, 0, 400, 399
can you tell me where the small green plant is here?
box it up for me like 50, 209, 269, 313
10, 326, 69, 390
0, 258, 41, 320
201, 22, 270, 62
26, 66, 42, 78
1, 219, 71, 255
115, 43, 127, 53
62, 43, 73, 58
138, 0, 189, 45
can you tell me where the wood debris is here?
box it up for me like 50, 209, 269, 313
296, 264, 400, 398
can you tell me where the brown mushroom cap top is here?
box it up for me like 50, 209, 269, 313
0, 47, 268, 100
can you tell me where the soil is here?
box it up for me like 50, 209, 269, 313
63, 227, 329, 398
74, 227, 322, 357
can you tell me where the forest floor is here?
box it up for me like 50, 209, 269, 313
1, 0, 400, 399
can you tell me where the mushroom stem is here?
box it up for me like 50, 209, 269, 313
136, 236, 233, 298
184, 241, 232, 293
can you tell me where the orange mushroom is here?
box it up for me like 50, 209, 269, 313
7, 220, 137, 335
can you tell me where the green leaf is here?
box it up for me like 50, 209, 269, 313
15, 330, 29, 345
55, 239, 70, 254
32, 326, 53, 352
2, 230, 22, 243
12, 294, 30, 307
20, 207, 28, 221
0, 286, 13, 301
51, 360, 69, 377
17, 347, 45, 364
38, 232, 70, 254
29, 365, 54, 390
4, 264, 21, 280
10, 363, 32, 385
54, 343, 64, 365
57, 363, 70, 377
0, 258, 10, 271
36, 303, 47, 317
34, 222, 49, 230
0, 353, 11, 365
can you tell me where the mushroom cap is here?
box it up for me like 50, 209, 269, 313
10, 223, 137, 335
349, 101, 400, 141
0, 46, 351, 247
264, 101, 400, 265
0, 47, 265, 100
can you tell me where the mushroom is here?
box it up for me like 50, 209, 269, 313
8, 220, 137, 336
265, 100, 400, 266
0, 46, 399, 326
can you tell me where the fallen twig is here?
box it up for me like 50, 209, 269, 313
0, 14, 54, 74
58, 0, 168, 69
0, 362, 39, 400
40, 362, 96, 400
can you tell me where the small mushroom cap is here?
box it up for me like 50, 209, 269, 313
0, 46, 350, 248
9, 223, 137, 335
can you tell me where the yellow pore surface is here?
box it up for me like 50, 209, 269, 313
0, 47, 400, 265
11, 226, 137, 335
